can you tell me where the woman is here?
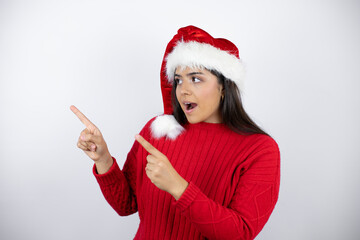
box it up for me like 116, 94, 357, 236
71, 25, 280, 240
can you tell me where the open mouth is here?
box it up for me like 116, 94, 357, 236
184, 102, 198, 112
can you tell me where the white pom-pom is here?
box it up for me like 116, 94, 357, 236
150, 115, 185, 140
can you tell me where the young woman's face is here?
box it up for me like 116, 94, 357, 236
175, 66, 224, 124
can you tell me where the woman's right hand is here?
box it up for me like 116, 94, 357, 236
70, 105, 113, 173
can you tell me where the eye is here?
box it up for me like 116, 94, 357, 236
192, 77, 201, 83
175, 78, 183, 85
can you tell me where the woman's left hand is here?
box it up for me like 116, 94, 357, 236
135, 134, 188, 200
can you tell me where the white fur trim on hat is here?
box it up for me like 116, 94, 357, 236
166, 41, 246, 91
150, 115, 185, 140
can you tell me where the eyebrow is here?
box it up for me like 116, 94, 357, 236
174, 72, 204, 77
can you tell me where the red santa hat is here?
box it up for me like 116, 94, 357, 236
150, 25, 245, 140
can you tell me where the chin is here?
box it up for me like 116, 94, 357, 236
185, 116, 202, 124
187, 119, 198, 124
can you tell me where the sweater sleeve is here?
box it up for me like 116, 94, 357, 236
93, 118, 154, 216
173, 135, 281, 240
93, 146, 139, 216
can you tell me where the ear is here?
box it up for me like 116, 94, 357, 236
220, 87, 225, 101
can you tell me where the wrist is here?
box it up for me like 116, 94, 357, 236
97, 152, 112, 164
95, 154, 113, 174
171, 178, 189, 201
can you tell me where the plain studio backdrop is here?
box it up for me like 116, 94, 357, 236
0, 0, 359, 239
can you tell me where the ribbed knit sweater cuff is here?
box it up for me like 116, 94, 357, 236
93, 157, 123, 186
173, 182, 200, 212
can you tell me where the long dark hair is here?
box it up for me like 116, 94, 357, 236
171, 69, 269, 136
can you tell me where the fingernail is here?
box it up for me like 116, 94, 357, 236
81, 135, 85, 141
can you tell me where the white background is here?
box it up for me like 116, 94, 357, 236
0, 0, 359, 239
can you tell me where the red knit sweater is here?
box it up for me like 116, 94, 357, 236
93, 117, 280, 240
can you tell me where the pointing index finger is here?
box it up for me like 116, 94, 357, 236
135, 134, 162, 157
70, 105, 97, 131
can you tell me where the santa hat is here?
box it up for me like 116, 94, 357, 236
150, 25, 245, 140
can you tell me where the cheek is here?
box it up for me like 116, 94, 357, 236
198, 86, 221, 106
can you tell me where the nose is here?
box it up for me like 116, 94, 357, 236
179, 80, 192, 95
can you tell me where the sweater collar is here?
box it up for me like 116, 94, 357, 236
184, 121, 227, 131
